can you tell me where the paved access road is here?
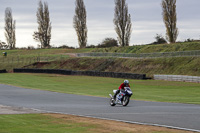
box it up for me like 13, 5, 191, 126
0, 84, 200, 132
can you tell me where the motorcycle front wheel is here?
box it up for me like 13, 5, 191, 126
122, 96, 130, 106
110, 98, 116, 106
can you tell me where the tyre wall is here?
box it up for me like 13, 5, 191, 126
13, 68, 146, 79
0, 69, 7, 73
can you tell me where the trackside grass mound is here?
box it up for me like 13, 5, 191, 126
1, 41, 200, 56
1, 41, 200, 75
0, 73, 200, 104
0, 114, 192, 133
91, 41, 200, 53
24, 57, 200, 77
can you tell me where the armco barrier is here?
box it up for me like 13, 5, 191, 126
13, 68, 146, 80
0, 69, 7, 73
76, 50, 200, 58
154, 75, 200, 83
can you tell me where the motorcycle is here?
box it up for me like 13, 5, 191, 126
109, 87, 132, 106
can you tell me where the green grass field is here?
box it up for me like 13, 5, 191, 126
0, 73, 199, 104
0, 114, 97, 133
0, 113, 189, 133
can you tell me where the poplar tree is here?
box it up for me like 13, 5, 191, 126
114, 0, 132, 47
162, 0, 178, 43
73, 0, 87, 48
33, 1, 52, 48
4, 7, 16, 49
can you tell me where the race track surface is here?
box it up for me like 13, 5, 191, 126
0, 84, 200, 132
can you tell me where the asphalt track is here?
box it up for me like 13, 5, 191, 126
0, 84, 200, 132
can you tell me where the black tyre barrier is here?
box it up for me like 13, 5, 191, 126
0, 69, 7, 73
13, 68, 146, 80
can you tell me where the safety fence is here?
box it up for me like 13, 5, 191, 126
0, 56, 69, 70
13, 68, 147, 80
1, 50, 199, 66
0, 56, 67, 63
76, 50, 200, 58
154, 75, 200, 83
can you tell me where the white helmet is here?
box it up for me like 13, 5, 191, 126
124, 80, 129, 86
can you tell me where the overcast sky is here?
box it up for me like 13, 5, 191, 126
0, 0, 200, 48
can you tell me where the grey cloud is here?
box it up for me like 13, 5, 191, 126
0, 0, 200, 47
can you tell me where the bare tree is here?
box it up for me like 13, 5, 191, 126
162, 0, 178, 43
4, 7, 16, 49
73, 0, 87, 48
114, 0, 132, 47
33, 1, 52, 48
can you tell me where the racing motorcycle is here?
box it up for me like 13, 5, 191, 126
109, 87, 132, 106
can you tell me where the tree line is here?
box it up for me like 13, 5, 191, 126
1, 0, 178, 49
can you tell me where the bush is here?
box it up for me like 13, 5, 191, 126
86, 45, 96, 48
57, 45, 75, 49
184, 38, 194, 42
151, 34, 167, 44
97, 38, 118, 48
0, 41, 8, 50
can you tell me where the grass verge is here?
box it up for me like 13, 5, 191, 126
0, 73, 200, 104
0, 113, 194, 133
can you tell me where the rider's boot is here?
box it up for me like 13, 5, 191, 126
113, 90, 120, 101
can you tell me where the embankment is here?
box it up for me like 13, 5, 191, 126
23, 57, 200, 77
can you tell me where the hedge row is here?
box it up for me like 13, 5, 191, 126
13, 68, 146, 79
0, 69, 7, 73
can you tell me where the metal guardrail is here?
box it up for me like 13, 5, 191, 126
76, 50, 200, 58
154, 75, 200, 83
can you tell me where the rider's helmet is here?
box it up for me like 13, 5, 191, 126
124, 80, 129, 86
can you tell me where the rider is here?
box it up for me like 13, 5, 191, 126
113, 79, 130, 100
